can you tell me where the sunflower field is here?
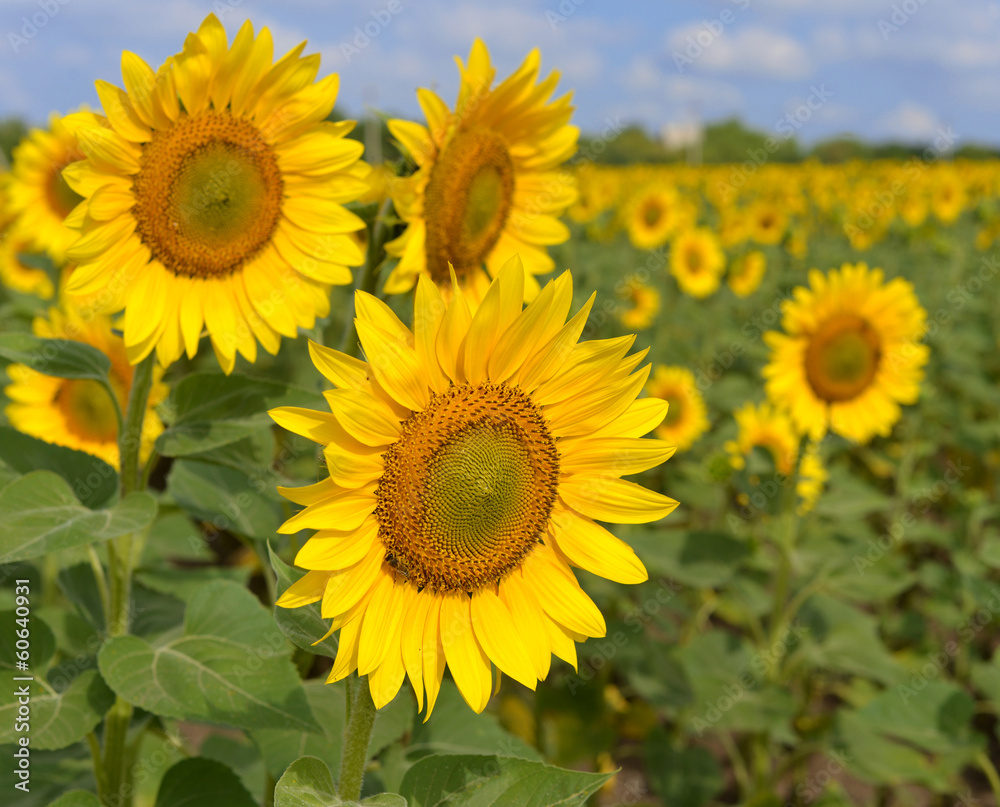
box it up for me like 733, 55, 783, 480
1, 14, 999, 807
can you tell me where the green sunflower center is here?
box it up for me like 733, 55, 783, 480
57, 379, 120, 443
643, 202, 662, 227
663, 395, 684, 427
423, 128, 515, 286
805, 314, 881, 402
376, 383, 559, 593
132, 111, 284, 279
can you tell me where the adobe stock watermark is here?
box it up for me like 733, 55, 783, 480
878, 0, 931, 40
545, 0, 587, 31
671, 0, 751, 73
6, 0, 70, 54
339, 0, 405, 63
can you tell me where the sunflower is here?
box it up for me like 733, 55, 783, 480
644, 365, 709, 452
626, 186, 680, 250
62, 14, 369, 373
763, 263, 929, 443
4, 112, 86, 264
619, 281, 661, 331
725, 402, 827, 514
0, 222, 55, 299
747, 200, 786, 245
5, 302, 167, 468
725, 401, 798, 475
670, 228, 724, 299
384, 40, 578, 302
272, 260, 677, 714
727, 250, 766, 298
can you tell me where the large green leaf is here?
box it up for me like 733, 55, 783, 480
624, 529, 750, 588
273, 756, 406, 807
155, 374, 322, 457
645, 729, 723, 807
0, 609, 56, 672
0, 429, 118, 509
399, 755, 610, 807
155, 758, 256, 807
269, 545, 340, 659
0, 333, 112, 384
0, 472, 156, 564
0, 670, 114, 750
253, 680, 413, 780
98, 580, 319, 732
167, 458, 282, 540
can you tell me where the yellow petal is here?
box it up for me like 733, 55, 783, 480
275, 569, 329, 608
559, 437, 676, 476
440, 593, 493, 714
522, 549, 606, 637
471, 588, 537, 689
548, 507, 648, 584
559, 478, 678, 524
498, 573, 551, 680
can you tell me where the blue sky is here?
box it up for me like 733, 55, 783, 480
2, 0, 998, 146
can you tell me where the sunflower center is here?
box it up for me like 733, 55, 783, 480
132, 111, 284, 279
664, 396, 684, 427
423, 128, 515, 285
375, 383, 559, 593
805, 314, 881, 402
643, 202, 663, 227
685, 247, 703, 275
50, 162, 85, 219
56, 379, 121, 443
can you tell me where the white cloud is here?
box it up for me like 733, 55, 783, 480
666, 25, 812, 80
875, 101, 942, 142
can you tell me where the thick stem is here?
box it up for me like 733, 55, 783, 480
337, 675, 378, 801
338, 199, 395, 357
100, 352, 156, 807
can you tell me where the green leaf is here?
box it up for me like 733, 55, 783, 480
252, 681, 344, 780
855, 681, 978, 755
0, 472, 157, 564
269, 544, 340, 659
0, 333, 111, 383
46, 792, 101, 807
98, 580, 319, 732
155, 758, 256, 807
0, 428, 118, 509
813, 469, 892, 519
0, 609, 56, 672
168, 458, 282, 540
674, 631, 797, 743
399, 755, 610, 807
57, 563, 106, 632
273, 756, 407, 807
0, 670, 114, 750
645, 729, 723, 807
155, 374, 322, 457
624, 529, 750, 588
135, 566, 252, 603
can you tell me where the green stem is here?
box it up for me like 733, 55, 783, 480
100, 352, 156, 807
339, 199, 395, 357
976, 751, 1000, 804
338, 675, 378, 801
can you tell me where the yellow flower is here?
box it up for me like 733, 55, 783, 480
272, 259, 677, 715
644, 365, 709, 452
725, 402, 827, 514
626, 186, 680, 250
619, 281, 661, 330
0, 221, 55, 299
725, 402, 798, 475
385, 40, 578, 302
747, 200, 786, 245
763, 263, 929, 443
727, 250, 766, 297
63, 14, 369, 373
4, 112, 86, 264
5, 303, 167, 468
670, 228, 724, 299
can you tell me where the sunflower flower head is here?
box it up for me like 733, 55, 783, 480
762, 262, 929, 443
62, 14, 369, 373
644, 365, 709, 452
4, 111, 86, 264
272, 258, 677, 716
5, 301, 167, 468
385, 40, 579, 303
670, 227, 725, 299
